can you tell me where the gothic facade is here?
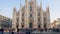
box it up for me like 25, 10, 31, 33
12, 0, 50, 30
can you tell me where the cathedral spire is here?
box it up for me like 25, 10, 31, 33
12, 6, 17, 30
29, 0, 37, 2
40, 0, 44, 28
46, 5, 50, 28
18, 0, 22, 12
46, 5, 49, 13
33, 0, 38, 28
18, 0, 22, 29
13, 6, 17, 15
31, 0, 34, 1
40, 0, 42, 9
13, 6, 16, 11
24, 0, 29, 28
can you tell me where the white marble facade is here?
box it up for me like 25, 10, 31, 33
12, 0, 50, 29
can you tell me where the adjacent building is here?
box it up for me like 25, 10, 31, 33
51, 18, 60, 28
0, 15, 12, 29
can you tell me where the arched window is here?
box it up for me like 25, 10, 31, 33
29, 23, 32, 28
38, 13, 40, 16
38, 23, 40, 28
22, 25, 24, 28
30, 6, 32, 11
44, 18, 46, 28
22, 13, 24, 16
17, 18, 19, 22
38, 18, 40, 22
22, 18, 24, 22
30, 14, 32, 17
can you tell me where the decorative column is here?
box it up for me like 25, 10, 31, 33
40, 2, 44, 28
24, 0, 29, 28
12, 7, 17, 31
46, 5, 50, 28
33, 0, 38, 29
18, 0, 22, 29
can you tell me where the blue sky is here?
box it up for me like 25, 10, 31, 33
0, 0, 60, 22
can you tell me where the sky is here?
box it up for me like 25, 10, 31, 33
0, 0, 60, 23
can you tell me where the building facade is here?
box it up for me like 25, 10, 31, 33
0, 15, 12, 29
12, 0, 50, 31
51, 18, 60, 28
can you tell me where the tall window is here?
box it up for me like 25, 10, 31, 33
17, 18, 19, 22
30, 6, 32, 11
30, 14, 32, 17
22, 18, 24, 22
44, 18, 46, 28
44, 23, 46, 28
38, 13, 40, 16
22, 25, 24, 28
38, 18, 40, 22
29, 23, 32, 28
16, 18, 19, 28
38, 23, 40, 28
22, 13, 24, 16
